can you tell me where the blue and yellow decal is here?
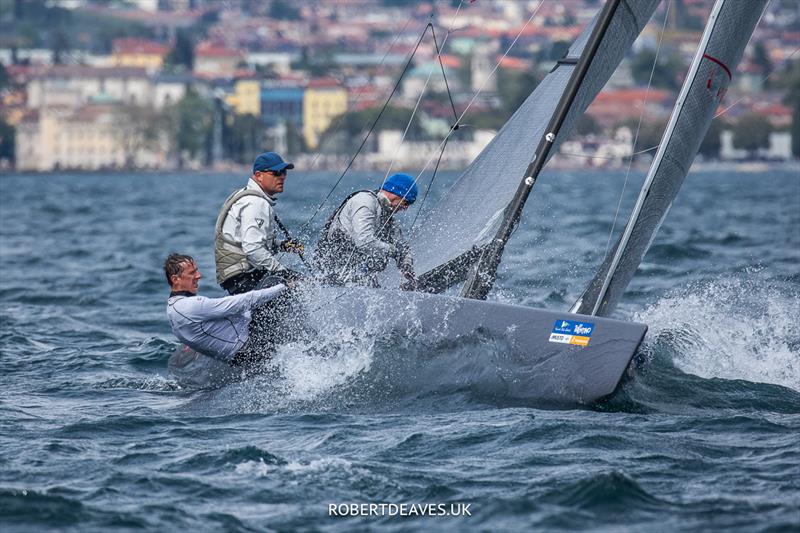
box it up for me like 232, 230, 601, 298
549, 319, 595, 347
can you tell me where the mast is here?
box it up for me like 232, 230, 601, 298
571, 0, 768, 317
460, 0, 622, 300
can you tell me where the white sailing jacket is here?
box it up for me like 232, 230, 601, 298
328, 191, 404, 259
166, 284, 285, 362
220, 179, 286, 273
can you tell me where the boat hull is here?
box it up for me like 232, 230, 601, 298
308, 287, 647, 404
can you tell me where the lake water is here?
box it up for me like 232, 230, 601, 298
1, 167, 798, 531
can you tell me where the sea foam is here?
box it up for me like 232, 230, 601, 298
634, 273, 799, 391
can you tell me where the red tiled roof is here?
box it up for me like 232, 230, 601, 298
112, 38, 170, 56
593, 88, 672, 105
196, 42, 243, 59
307, 77, 341, 89
498, 56, 531, 71
438, 55, 462, 69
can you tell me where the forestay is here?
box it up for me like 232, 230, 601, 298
409, 0, 660, 278
571, 0, 768, 317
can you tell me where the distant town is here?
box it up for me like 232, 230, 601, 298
0, 0, 798, 172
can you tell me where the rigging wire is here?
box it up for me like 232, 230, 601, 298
302, 14, 416, 177
322, 0, 544, 296
305, 1, 545, 315
601, 0, 671, 262
558, 144, 660, 160
408, 19, 464, 232
329, 2, 468, 286
298, 19, 434, 237
713, 45, 799, 120
378, 65, 437, 183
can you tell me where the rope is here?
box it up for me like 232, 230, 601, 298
430, 22, 460, 121
299, 20, 434, 236
408, 16, 464, 232
330, 2, 469, 286
308, 0, 543, 312
379, 48, 440, 186
302, 14, 416, 175
559, 144, 660, 160
713, 45, 800, 120
602, 0, 670, 261
333, 0, 543, 285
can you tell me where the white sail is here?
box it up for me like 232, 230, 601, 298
572, 0, 768, 317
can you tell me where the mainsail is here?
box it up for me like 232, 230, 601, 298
409, 0, 660, 284
571, 0, 768, 317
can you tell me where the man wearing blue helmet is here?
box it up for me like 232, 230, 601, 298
315, 173, 417, 287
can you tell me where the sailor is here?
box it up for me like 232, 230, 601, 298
314, 172, 417, 287
215, 151, 304, 295
164, 253, 287, 367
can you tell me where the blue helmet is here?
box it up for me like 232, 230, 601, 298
381, 173, 418, 204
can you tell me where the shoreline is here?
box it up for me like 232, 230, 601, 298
2, 159, 797, 177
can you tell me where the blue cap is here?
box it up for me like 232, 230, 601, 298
253, 152, 294, 173
381, 173, 418, 204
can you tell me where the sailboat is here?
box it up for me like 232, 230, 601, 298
170, 0, 768, 403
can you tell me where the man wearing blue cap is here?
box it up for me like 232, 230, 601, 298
215, 151, 304, 295
314, 173, 417, 287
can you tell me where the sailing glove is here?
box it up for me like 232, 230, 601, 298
280, 239, 305, 254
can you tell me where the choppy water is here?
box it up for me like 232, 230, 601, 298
1, 167, 798, 531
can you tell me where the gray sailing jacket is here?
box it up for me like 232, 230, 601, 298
316, 190, 412, 285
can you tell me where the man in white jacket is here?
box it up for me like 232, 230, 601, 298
215, 151, 304, 295
315, 173, 417, 287
165, 253, 287, 366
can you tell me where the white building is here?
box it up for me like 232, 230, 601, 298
16, 105, 161, 171
26, 66, 153, 109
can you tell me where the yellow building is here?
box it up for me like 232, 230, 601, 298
111, 38, 170, 73
303, 79, 347, 150
225, 79, 261, 116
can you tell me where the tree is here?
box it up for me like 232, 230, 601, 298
164, 30, 194, 72
698, 118, 725, 159
776, 60, 800, 158
317, 105, 425, 154
50, 28, 70, 65
270, 0, 301, 20
575, 114, 600, 136
497, 68, 540, 115
0, 63, 9, 91
113, 104, 161, 168
619, 117, 668, 158
732, 113, 772, 156
0, 118, 15, 166
752, 41, 773, 89
224, 114, 265, 164
163, 90, 214, 166
630, 49, 684, 90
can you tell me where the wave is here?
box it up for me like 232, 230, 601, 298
633, 274, 800, 392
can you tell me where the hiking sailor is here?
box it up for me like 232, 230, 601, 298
164, 253, 287, 367
315, 172, 417, 287
215, 151, 304, 295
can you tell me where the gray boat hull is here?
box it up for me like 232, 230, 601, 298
307, 287, 647, 404
168, 286, 647, 404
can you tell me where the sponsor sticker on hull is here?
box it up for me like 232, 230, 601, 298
549, 319, 594, 347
